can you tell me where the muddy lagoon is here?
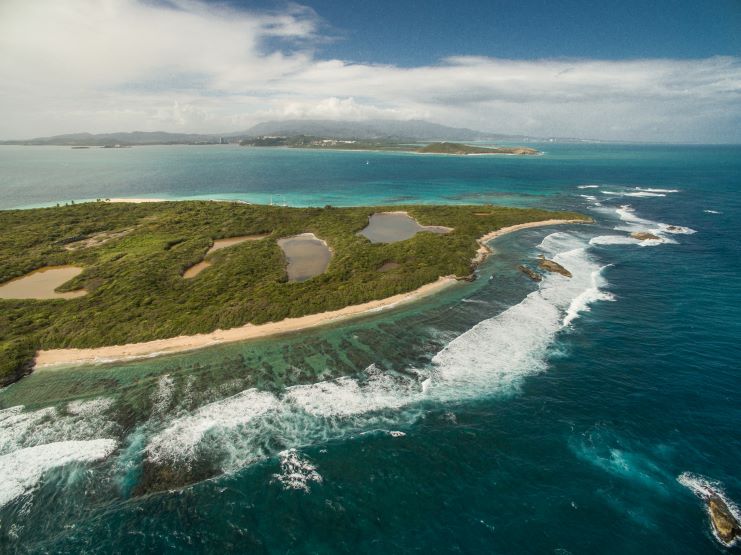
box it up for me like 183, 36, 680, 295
277, 233, 332, 282
0, 266, 86, 300
359, 212, 452, 244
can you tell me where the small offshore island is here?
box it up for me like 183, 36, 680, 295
0, 201, 588, 386
239, 137, 540, 156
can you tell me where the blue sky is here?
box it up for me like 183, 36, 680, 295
240, 0, 741, 64
1, 0, 740, 141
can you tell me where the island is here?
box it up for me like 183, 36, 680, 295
0, 201, 589, 386
415, 142, 539, 155
239, 137, 540, 155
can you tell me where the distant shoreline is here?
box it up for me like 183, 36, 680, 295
34, 218, 586, 369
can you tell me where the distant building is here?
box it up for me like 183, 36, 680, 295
219, 137, 226, 144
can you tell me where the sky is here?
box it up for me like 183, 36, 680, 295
0, 0, 740, 142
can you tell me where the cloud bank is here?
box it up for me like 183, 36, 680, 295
1, 0, 739, 142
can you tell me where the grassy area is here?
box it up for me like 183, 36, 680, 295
416, 142, 540, 155
0, 201, 587, 385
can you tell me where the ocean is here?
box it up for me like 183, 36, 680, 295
0, 144, 739, 553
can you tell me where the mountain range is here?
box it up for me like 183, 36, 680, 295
0, 119, 549, 146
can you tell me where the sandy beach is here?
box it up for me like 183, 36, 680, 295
34, 218, 587, 369
472, 218, 588, 264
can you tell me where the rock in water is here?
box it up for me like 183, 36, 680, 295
537, 255, 572, 278
518, 265, 542, 282
631, 231, 661, 241
708, 494, 741, 545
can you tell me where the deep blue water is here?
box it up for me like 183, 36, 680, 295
0, 144, 739, 553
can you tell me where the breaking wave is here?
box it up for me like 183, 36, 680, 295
139, 232, 613, 472
272, 449, 323, 492
0, 440, 117, 508
2, 232, 616, 493
599, 187, 679, 198
0, 399, 118, 507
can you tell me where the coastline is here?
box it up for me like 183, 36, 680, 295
106, 197, 168, 203
34, 218, 587, 369
472, 218, 588, 264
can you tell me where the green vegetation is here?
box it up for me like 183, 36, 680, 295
239, 135, 411, 151
416, 142, 540, 155
0, 201, 587, 385
239, 137, 541, 155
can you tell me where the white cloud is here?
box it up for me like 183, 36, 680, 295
0, 0, 739, 142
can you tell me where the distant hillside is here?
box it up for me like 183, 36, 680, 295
0, 131, 223, 146
238, 119, 511, 141
2, 120, 586, 146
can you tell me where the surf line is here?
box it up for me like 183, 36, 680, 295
35, 218, 590, 369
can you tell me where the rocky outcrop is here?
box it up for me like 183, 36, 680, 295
631, 231, 661, 241
708, 494, 741, 545
518, 265, 542, 282
537, 255, 572, 278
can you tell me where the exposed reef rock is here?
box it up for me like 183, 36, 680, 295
631, 231, 661, 241
708, 494, 741, 545
537, 255, 572, 278
518, 265, 542, 282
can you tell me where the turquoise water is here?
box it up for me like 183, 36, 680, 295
0, 144, 740, 553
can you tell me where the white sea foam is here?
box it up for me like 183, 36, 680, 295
0, 406, 24, 423
590, 235, 641, 246
142, 232, 613, 472
612, 204, 694, 243
602, 190, 665, 198
66, 398, 114, 417
599, 187, 678, 198
703, 209, 721, 214
577, 185, 599, 189
429, 232, 610, 399
145, 388, 277, 466
0, 439, 117, 508
461, 298, 489, 304
589, 235, 664, 248
657, 223, 696, 235
272, 449, 322, 492
151, 374, 175, 416
563, 268, 615, 327
627, 192, 666, 197
678, 472, 741, 547
0, 402, 117, 458
284, 368, 415, 418
634, 187, 679, 193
